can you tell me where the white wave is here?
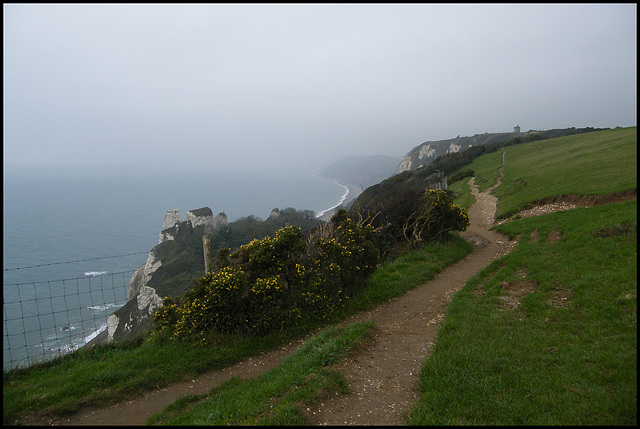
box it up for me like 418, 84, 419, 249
88, 303, 122, 312
34, 323, 108, 355
81, 323, 108, 346
84, 271, 107, 277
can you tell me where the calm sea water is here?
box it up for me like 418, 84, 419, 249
3, 165, 347, 369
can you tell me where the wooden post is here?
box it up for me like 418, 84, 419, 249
203, 235, 212, 273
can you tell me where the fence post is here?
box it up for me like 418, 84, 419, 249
203, 235, 212, 274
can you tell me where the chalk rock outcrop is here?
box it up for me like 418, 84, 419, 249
397, 155, 413, 173
107, 206, 228, 343
186, 207, 214, 230
162, 209, 180, 230
159, 209, 180, 243
213, 212, 227, 230
126, 251, 162, 301
107, 285, 163, 342
159, 208, 228, 244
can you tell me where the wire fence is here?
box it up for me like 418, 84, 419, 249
3, 270, 136, 372
3, 251, 149, 272
4, 236, 266, 372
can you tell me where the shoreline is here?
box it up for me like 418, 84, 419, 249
316, 181, 363, 222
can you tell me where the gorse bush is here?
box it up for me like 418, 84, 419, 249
154, 211, 380, 342
417, 189, 470, 241
350, 188, 470, 258
303, 210, 379, 317
154, 192, 468, 343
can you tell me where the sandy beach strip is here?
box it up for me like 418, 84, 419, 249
316, 182, 363, 222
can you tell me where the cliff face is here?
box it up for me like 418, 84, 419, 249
104, 205, 324, 344
396, 127, 609, 174
159, 208, 227, 244
107, 207, 227, 343
397, 130, 522, 173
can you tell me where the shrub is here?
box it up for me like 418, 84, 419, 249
448, 169, 474, 184
303, 210, 379, 317
153, 216, 379, 342
173, 268, 253, 341
416, 189, 470, 241
349, 187, 470, 258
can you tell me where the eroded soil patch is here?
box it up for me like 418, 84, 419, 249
530, 230, 540, 243
593, 223, 635, 238
499, 189, 637, 223
499, 279, 538, 311
546, 230, 562, 243
547, 289, 573, 308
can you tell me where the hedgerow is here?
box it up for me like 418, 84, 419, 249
350, 188, 470, 259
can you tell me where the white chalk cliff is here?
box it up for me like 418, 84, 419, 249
107, 207, 228, 343
396, 130, 523, 174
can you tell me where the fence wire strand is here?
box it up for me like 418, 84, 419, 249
3, 251, 151, 272
3, 270, 135, 371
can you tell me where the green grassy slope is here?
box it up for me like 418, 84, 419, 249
475, 127, 636, 219
409, 201, 636, 425
408, 127, 637, 425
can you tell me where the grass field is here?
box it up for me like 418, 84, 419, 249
474, 127, 636, 218
408, 200, 636, 425
408, 126, 636, 425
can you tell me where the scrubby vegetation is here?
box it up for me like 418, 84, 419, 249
3, 225, 472, 425
153, 193, 469, 344
349, 126, 611, 258
153, 212, 380, 341
147, 207, 321, 298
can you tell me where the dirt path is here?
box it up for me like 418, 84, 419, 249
301, 150, 515, 425
47, 151, 516, 426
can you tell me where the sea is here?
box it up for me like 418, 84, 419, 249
3, 164, 349, 370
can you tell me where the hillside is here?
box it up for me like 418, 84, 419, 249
397, 126, 610, 173
349, 127, 619, 238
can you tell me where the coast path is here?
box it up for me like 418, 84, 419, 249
301, 150, 515, 425
47, 156, 517, 426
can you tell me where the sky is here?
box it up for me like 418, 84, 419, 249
3, 3, 637, 175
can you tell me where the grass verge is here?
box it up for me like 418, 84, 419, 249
407, 201, 637, 425
145, 321, 375, 425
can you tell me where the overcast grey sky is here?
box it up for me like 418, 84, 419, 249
3, 3, 637, 174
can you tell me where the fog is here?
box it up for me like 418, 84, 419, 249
3, 3, 636, 175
